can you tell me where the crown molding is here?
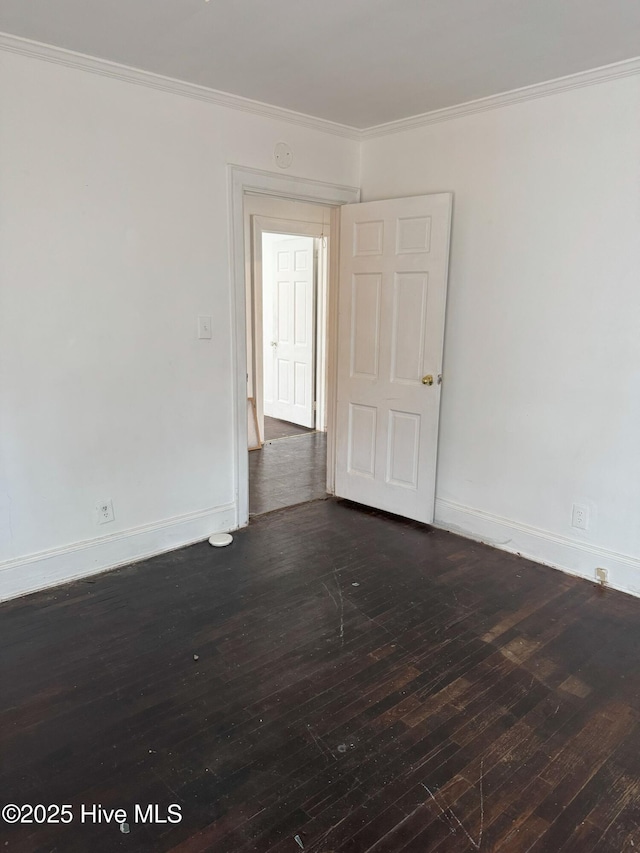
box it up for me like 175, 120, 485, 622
361, 55, 640, 139
0, 31, 361, 140
2, 31, 639, 142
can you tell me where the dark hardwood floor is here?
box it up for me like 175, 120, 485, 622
1, 499, 640, 852
249, 432, 327, 516
263, 417, 315, 442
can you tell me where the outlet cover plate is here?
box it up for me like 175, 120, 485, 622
571, 503, 589, 530
97, 499, 115, 524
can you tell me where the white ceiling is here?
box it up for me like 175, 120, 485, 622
1, 0, 639, 128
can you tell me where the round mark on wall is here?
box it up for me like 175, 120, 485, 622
274, 142, 293, 169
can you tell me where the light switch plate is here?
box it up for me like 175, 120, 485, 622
198, 315, 212, 339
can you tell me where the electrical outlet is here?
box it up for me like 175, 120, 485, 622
596, 567, 609, 586
571, 503, 589, 530
96, 499, 114, 525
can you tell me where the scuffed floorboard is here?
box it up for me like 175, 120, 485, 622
1, 499, 639, 852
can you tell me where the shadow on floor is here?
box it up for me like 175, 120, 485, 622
263, 416, 314, 441
249, 431, 327, 515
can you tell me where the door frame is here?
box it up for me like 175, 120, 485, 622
228, 166, 360, 529
252, 219, 324, 442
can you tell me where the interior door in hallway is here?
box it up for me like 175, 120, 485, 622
334, 194, 452, 523
264, 236, 316, 428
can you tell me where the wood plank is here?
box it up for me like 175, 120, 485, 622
1, 499, 639, 852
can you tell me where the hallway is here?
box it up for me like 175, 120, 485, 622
249, 428, 327, 516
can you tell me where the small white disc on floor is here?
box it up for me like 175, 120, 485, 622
209, 533, 233, 547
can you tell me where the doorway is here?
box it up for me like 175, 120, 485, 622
230, 169, 452, 531
249, 217, 330, 517
230, 168, 359, 529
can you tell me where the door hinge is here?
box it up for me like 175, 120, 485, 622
313, 401, 317, 410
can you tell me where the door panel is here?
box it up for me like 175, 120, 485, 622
391, 272, 428, 383
351, 273, 381, 378
335, 194, 452, 523
387, 410, 421, 488
347, 403, 377, 478
264, 236, 316, 427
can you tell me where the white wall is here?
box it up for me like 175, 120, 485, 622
0, 48, 359, 599
2, 43, 638, 602
361, 74, 640, 595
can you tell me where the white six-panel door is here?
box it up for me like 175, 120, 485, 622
334, 194, 452, 523
264, 236, 316, 428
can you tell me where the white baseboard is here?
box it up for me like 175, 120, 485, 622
4, 497, 637, 603
434, 498, 640, 599
0, 502, 237, 602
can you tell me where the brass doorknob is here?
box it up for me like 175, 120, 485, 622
422, 374, 434, 386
